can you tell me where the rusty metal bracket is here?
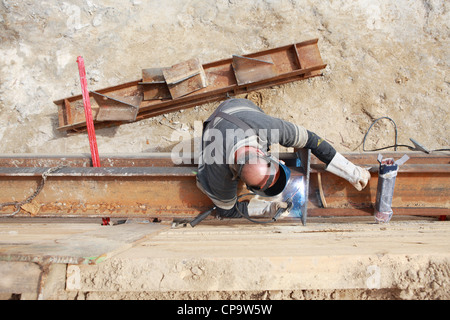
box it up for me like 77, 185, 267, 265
139, 68, 171, 100
232, 54, 278, 85
92, 91, 142, 122
162, 58, 208, 99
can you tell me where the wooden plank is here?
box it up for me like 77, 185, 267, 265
0, 222, 169, 265
0, 261, 41, 294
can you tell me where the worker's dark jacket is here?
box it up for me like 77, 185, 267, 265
196, 98, 335, 218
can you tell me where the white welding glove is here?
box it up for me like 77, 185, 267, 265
247, 198, 288, 217
326, 152, 371, 191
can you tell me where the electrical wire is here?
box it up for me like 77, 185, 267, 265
362, 116, 450, 153
363, 117, 409, 152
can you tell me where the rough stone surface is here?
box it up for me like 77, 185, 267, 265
0, 0, 448, 154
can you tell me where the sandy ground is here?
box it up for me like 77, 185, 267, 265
1, 217, 448, 300
0, 0, 448, 154
69, 217, 449, 300
0, 0, 449, 300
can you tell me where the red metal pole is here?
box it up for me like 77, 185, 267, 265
76, 56, 100, 167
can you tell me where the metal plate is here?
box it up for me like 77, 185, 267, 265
93, 91, 142, 122
162, 58, 208, 99
232, 54, 278, 85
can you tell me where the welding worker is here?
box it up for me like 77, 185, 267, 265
196, 98, 371, 218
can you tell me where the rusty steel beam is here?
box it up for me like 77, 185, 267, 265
0, 151, 448, 167
0, 152, 448, 220
307, 207, 450, 217
54, 39, 327, 133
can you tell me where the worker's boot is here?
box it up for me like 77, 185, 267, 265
326, 153, 371, 191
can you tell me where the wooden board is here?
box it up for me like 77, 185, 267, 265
0, 221, 169, 265
0, 261, 41, 294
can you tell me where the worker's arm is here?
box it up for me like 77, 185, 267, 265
215, 201, 248, 218
256, 114, 370, 191
250, 113, 336, 164
297, 130, 370, 191
196, 175, 249, 218
216, 198, 287, 218
303, 130, 337, 165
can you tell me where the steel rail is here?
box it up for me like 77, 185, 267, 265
0, 152, 448, 220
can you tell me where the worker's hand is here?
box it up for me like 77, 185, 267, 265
248, 198, 288, 217
326, 153, 371, 191
261, 201, 289, 217
352, 166, 371, 191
